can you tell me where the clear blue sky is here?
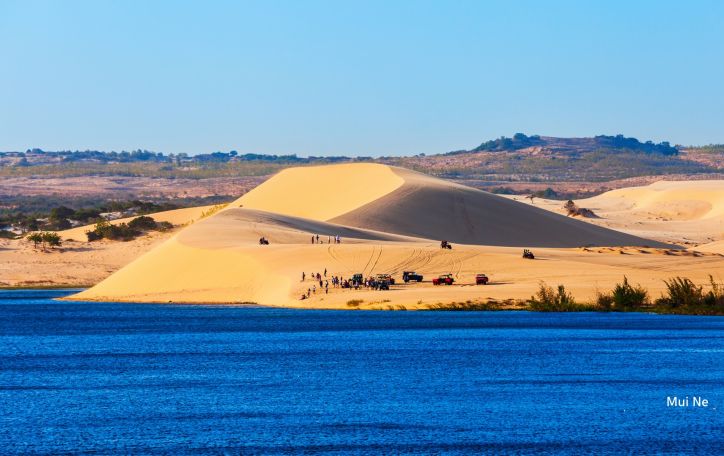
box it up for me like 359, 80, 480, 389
1, 0, 723, 156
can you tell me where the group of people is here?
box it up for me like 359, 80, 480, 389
300, 270, 332, 299
256, 234, 341, 246
311, 234, 342, 244
299, 270, 393, 299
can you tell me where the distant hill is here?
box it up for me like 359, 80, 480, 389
466, 133, 678, 155
382, 134, 719, 186
2, 134, 722, 200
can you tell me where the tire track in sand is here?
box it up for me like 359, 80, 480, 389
367, 245, 383, 275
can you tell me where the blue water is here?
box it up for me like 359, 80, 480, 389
1, 290, 722, 455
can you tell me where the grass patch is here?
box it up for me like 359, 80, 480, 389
596, 276, 649, 310
653, 276, 724, 315
527, 283, 599, 311
199, 204, 229, 220
346, 299, 364, 307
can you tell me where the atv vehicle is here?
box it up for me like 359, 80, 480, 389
402, 271, 423, 283
432, 274, 455, 285
522, 249, 535, 259
376, 274, 395, 285
475, 274, 489, 285
351, 273, 364, 285
440, 240, 452, 249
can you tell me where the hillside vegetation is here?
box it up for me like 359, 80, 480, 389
2, 135, 722, 200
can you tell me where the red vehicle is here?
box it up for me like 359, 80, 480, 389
475, 274, 489, 285
432, 274, 455, 285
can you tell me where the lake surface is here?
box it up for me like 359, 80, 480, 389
1, 289, 722, 455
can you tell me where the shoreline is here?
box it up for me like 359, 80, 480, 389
4, 287, 717, 316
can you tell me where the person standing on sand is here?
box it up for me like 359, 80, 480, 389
324, 268, 327, 277
302, 272, 305, 282
316, 234, 319, 243
312, 285, 316, 294
311, 236, 315, 244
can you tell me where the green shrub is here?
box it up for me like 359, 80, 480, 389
654, 276, 724, 314
156, 221, 173, 231
86, 217, 172, 242
104, 223, 141, 241
611, 276, 649, 309
25, 231, 61, 249
656, 277, 704, 308
527, 283, 601, 311
528, 283, 581, 311
26, 232, 43, 248
595, 292, 614, 310
41, 231, 62, 247
85, 229, 103, 241
128, 215, 157, 230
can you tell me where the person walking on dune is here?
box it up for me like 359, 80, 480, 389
302, 272, 305, 282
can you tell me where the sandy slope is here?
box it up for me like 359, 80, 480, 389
0, 232, 172, 288
507, 180, 724, 247
0, 205, 213, 287
695, 241, 724, 254
66, 164, 722, 308
231, 163, 404, 220
333, 168, 669, 248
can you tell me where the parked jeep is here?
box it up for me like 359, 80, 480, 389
402, 271, 423, 283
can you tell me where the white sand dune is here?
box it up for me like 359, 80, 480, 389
69, 164, 723, 308
508, 180, 724, 246
583, 180, 724, 221
694, 240, 724, 255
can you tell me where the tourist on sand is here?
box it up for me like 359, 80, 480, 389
302, 272, 305, 282
319, 279, 323, 288
324, 268, 327, 277
312, 285, 316, 294
307, 288, 311, 296
316, 234, 320, 243
311, 235, 315, 244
